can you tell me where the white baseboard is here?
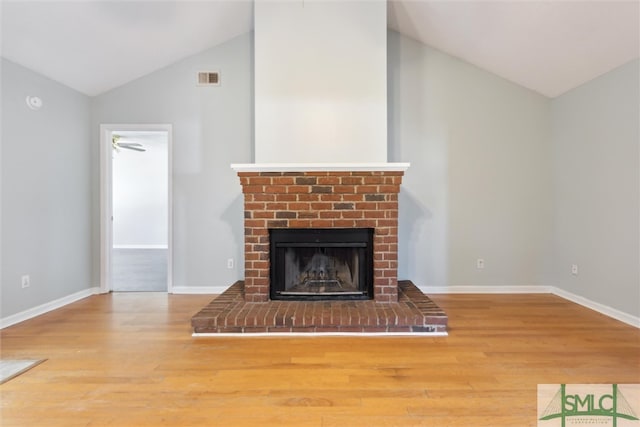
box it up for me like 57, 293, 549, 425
420, 284, 639, 328
0, 287, 100, 329
550, 286, 640, 328
113, 245, 168, 249
193, 332, 449, 337
2, 284, 637, 330
422, 285, 552, 294
171, 286, 225, 295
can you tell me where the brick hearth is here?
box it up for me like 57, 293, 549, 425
192, 280, 447, 334
239, 171, 403, 302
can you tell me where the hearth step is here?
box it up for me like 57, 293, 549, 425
191, 280, 448, 335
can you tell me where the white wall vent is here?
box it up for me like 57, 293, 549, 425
197, 71, 220, 86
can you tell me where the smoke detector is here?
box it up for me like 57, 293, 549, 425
26, 96, 43, 110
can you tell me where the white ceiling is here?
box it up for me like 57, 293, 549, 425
2, 1, 638, 98
388, 0, 640, 97
1, 1, 253, 96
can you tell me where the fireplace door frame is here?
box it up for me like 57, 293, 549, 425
269, 228, 374, 301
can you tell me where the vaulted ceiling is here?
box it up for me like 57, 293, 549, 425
2, 1, 638, 98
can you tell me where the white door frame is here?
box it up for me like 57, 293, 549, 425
100, 124, 173, 293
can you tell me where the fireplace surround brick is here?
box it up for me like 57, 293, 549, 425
238, 171, 404, 303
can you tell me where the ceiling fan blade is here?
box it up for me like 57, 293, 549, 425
120, 145, 146, 152
118, 142, 144, 147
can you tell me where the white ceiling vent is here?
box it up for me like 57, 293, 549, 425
197, 71, 220, 86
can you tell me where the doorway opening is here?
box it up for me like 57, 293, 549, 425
100, 124, 172, 293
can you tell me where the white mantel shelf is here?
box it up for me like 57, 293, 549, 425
231, 163, 410, 173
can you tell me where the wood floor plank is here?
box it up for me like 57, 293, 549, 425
0, 292, 638, 426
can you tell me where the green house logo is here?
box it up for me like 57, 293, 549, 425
538, 384, 639, 426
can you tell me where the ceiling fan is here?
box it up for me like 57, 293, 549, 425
112, 134, 146, 152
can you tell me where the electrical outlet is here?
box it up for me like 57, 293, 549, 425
227, 258, 234, 269
571, 264, 578, 275
476, 258, 485, 269
21, 275, 30, 288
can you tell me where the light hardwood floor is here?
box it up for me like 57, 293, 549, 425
1, 292, 638, 426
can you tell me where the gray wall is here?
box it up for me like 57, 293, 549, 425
551, 59, 640, 317
2, 30, 638, 322
1, 58, 92, 317
388, 31, 552, 289
90, 33, 253, 289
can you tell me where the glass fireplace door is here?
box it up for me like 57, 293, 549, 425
270, 228, 373, 301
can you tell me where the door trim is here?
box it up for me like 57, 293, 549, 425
99, 124, 173, 293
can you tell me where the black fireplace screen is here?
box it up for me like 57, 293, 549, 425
269, 228, 374, 301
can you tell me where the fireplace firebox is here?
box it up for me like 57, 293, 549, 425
269, 228, 374, 301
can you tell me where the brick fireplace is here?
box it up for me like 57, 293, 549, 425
238, 168, 404, 303
190, 2, 447, 335
191, 164, 448, 335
